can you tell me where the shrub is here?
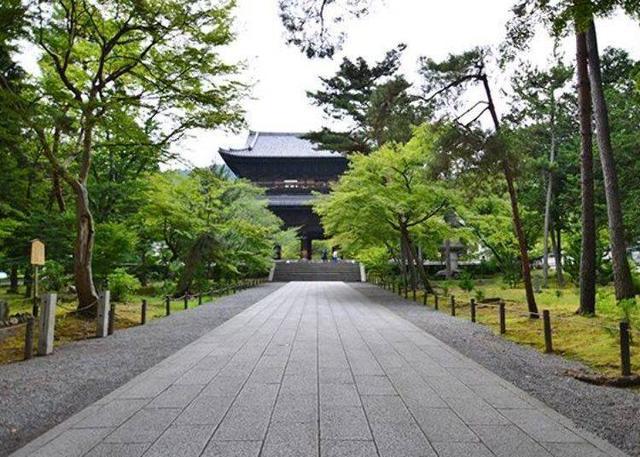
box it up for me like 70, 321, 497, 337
474, 289, 485, 302
458, 271, 475, 292
107, 268, 141, 302
41, 260, 68, 292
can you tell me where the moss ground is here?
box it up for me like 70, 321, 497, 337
0, 286, 227, 365
397, 276, 639, 377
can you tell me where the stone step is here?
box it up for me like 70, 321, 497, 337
272, 262, 362, 282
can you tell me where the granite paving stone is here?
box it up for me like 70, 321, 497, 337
9, 282, 630, 457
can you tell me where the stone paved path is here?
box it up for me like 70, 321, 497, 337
10, 282, 628, 457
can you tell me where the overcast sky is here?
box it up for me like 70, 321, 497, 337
21, 1, 639, 168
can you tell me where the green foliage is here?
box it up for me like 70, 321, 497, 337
41, 260, 69, 292
273, 229, 301, 260
0, 0, 245, 307
355, 246, 394, 277
93, 223, 138, 280
315, 125, 459, 259
474, 288, 486, 302
458, 271, 475, 292
107, 268, 141, 302
305, 45, 427, 154
139, 168, 285, 294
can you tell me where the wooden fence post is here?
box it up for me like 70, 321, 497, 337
620, 321, 631, 377
165, 296, 171, 316
184, 295, 189, 310
108, 301, 116, 336
499, 301, 506, 334
543, 310, 553, 353
434, 294, 439, 310
24, 316, 35, 360
38, 293, 56, 356
141, 299, 147, 325
198, 294, 203, 306
470, 299, 476, 323
412, 287, 417, 302
423, 292, 427, 306
96, 291, 110, 338
450, 295, 456, 316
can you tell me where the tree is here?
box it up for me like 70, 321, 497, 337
505, 0, 638, 302
315, 126, 458, 292
1, 0, 244, 311
576, 28, 597, 314
507, 59, 574, 288
306, 45, 426, 154
420, 49, 539, 317
585, 20, 635, 300
279, 0, 373, 58
140, 169, 286, 296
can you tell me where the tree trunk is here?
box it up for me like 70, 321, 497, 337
24, 266, 32, 299
8, 266, 19, 293
503, 163, 539, 317
553, 224, 565, 287
175, 233, 217, 297
73, 182, 99, 313
400, 225, 434, 293
480, 74, 539, 317
585, 21, 635, 300
542, 88, 556, 288
576, 28, 596, 314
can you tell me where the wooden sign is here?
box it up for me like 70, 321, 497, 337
30, 239, 45, 266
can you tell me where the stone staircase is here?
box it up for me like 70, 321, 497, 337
271, 261, 363, 282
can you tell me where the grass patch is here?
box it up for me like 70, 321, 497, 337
401, 277, 640, 377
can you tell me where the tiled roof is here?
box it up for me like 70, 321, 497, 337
220, 131, 342, 158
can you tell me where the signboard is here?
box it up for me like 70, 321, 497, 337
30, 239, 45, 266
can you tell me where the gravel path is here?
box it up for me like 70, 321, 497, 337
0, 283, 284, 457
353, 283, 640, 457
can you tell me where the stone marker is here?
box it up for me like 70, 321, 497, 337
0, 300, 9, 322
97, 291, 111, 338
37, 293, 56, 356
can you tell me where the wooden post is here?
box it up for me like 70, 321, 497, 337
423, 292, 427, 306
37, 293, 56, 356
184, 295, 189, 310
24, 316, 35, 360
198, 294, 203, 306
32, 265, 39, 318
412, 287, 417, 302
620, 321, 631, 377
165, 296, 171, 316
404, 283, 408, 299
434, 294, 439, 310
543, 310, 553, 353
470, 299, 476, 323
450, 295, 456, 316
499, 301, 506, 334
30, 239, 45, 318
108, 301, 116, 335
141, 299, 147, 325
